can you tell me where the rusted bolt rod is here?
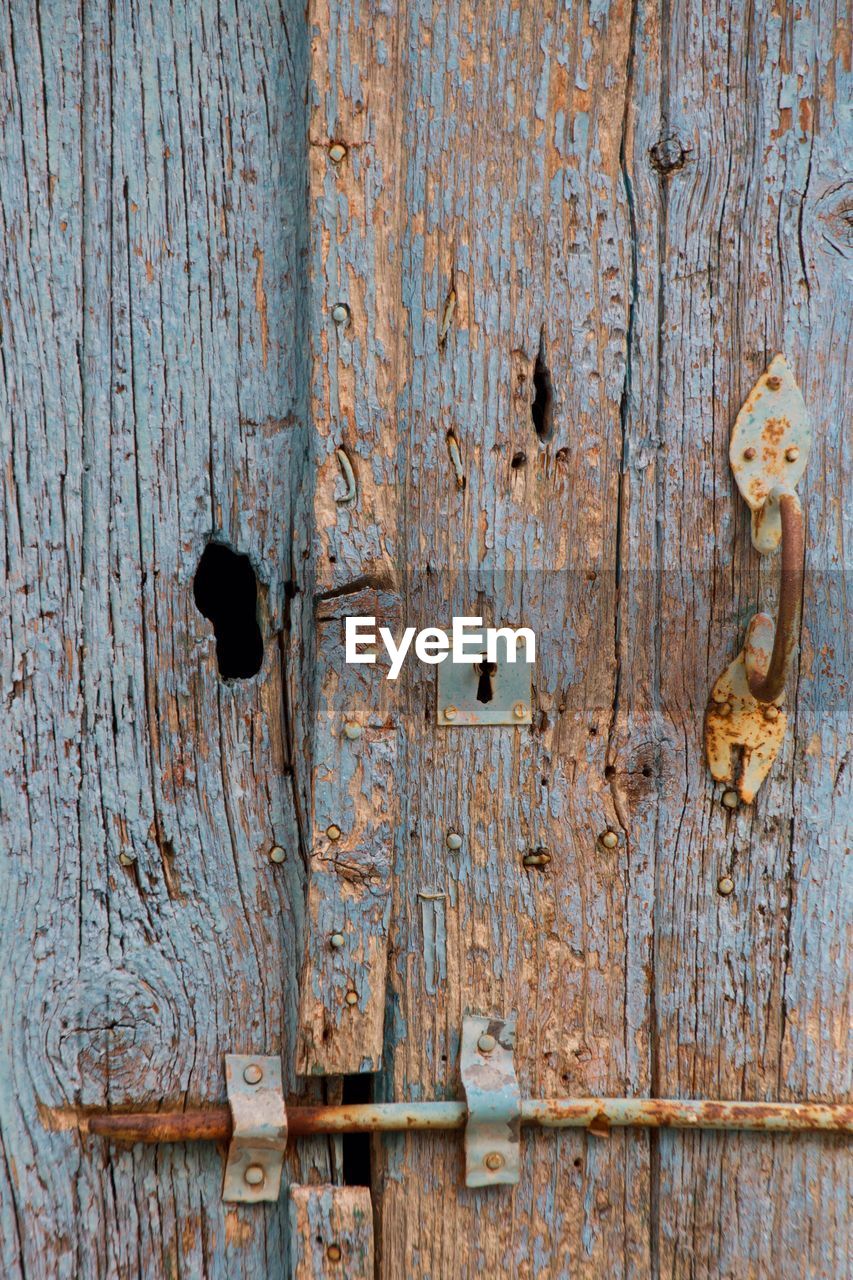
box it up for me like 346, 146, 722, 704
86, 1097, 851, 1144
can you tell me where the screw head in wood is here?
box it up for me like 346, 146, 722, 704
599, 829, 618, 849
328, 143, 347, 163
444, 705, 458, 721
763, 704, 780, 721
785, 445, 800, 463
326, 824, 342, 841
477, 1033, 496, 1054
244, 1164, 265, 1187
766, 375, 782, 390
330, 932, 345, 949
743, 447, 756, 461
345, 989, 358, 1006
327, 1244, 342, 1263
269, 844, 285, 864
484, 1152, 504, 1171
243, 1063, 263, 1085
446, 831, 463, 850
717, 875, 734, 896
332, 303, 350, 324
513, 702, 528, 720
343, 721, 362, 739
721, 789, 739, 809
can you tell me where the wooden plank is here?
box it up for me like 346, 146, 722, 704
295, 0, 403, 1075
0, 2, 329, 1275
628, 0, 852, 1274
288, 1185, 374, 1279
371, 0, 660, 1274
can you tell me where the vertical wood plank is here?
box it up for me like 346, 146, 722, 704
632, 0, 852, 1274
374, 0, 659, 1274
0, 2, 329, 1275
295, 0, 403, 1075
288, 1185, 374, 1279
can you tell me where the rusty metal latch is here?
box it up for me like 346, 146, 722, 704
222, 1054, 287, 1204
460, 1015, 521, 1187
706, 355, 810, 804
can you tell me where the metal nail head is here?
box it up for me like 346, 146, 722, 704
477, 1033, 496, 1054
446, 831, 463, 850
328, 143, 347, 163
244, 1164, 265, 1187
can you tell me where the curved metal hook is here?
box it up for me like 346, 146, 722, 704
743, 488, 804, 704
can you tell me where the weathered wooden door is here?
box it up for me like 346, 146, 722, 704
1, 0, 849, 1276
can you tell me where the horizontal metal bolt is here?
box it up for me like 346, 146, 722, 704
717, 875, 734, 896
269, 845, 285, 864
477, 1033, 496, 1054
484, 1152, 504, 1171
327, 1244, 343, 1263
328, 143, 347, 163
444, 705, 458, 721
243, 1063, 263, 1085
343, 721, 362, 739
345, 989, 358, 1006
330, 932, 345, 949
326, 824, 342, 841
785, 445, 800, 463
599, 829, 618, 850
446, 831, 463, 850
513, 702, 528, 720
766, 375, 782, 390
763, 704, 780, 721
721, 789, 739, 809
743, 447, 756, 461
244, 1164, 265, 1187
332, 303, 350, 325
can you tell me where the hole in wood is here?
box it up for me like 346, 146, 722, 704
341, 1073, 372, 1187
193, 542, 263, 680
531, 329, 554, 441
474, 658, 496, 704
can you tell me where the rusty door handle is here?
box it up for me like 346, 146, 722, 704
743, 487, 804, 704
706, 356, 811, 805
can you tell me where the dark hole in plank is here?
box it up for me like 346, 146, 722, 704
531, 328, 554, 441
193, 541, 263, 680
341, 1073, 372, 1187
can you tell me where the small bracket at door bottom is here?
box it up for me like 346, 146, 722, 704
222, 1054, 287, 1203
460, 1015, 521, 1187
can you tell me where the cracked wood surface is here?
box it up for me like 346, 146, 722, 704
0, 0, 850, 1277
0, 3, 329, 1277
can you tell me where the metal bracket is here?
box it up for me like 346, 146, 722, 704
222, 1054, 287, 1204
460, 1015, 521, 1187
729, 353, 811, 552
437, 634, 533, 726
705, 639, 787, 804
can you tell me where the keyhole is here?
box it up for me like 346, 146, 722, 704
475, 658, 496, 704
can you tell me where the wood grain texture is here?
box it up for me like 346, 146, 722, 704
0, 2, 330, 1276
1, 0, 849, 1276
294, 0, 404, 1074
288, 1185, 374, 1278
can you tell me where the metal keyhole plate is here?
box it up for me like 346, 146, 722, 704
437, 634, 533, 726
